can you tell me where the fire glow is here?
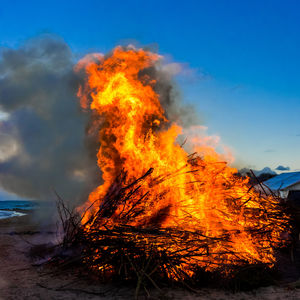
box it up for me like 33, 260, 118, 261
75, 47, 288, 278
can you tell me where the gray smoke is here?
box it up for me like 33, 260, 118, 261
142, 61, 197, 127
0, 36, 99, 204
0, 39, 197, 205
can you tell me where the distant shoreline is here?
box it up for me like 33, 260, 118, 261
0, 200, 38, 220
0, 208, 32, 213
0, 209, 27, 220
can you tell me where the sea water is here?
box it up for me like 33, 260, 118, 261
0, 200, 38, 219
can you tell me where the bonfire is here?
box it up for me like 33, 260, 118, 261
53, 46, 290, 296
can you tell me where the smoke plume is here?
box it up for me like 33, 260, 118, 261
0, 36, 99, 204
0, 39, 197, 204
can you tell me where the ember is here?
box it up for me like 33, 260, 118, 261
58, 47, 290, 291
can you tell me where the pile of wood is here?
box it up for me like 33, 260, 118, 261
51, 160, 290, 297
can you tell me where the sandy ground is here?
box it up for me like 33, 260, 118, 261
1, 213, 300, 299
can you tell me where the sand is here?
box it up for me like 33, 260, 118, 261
1, 213, 300, 300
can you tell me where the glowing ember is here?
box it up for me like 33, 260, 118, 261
75, 46, 288, 276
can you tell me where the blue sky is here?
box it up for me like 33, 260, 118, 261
0, 0, 299, 175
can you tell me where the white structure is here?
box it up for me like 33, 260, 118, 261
262, 172, 300, 199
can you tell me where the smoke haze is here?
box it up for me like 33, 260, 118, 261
0, 36, 99, 204
0, 38, 197, 205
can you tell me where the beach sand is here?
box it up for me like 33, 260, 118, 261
1, 213, 300, 300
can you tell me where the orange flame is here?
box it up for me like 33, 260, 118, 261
76, 47, 287, 272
